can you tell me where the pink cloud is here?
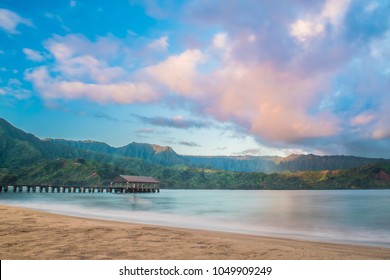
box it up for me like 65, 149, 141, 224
145, 49, 205, 95
372, 129, 390, 140
24, 29, 343, 145
350, 113, 375, 126
15, 1, 390, 157
371, 100, 390, 140
144, 44, 339, 143
205, 62, 339, 143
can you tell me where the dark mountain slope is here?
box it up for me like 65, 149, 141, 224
48, 139, 188, 166
0, 118, 158, 173
1, 118, 388, 174
275, 154, 384, 171
51, 137, 387, 173
0, 118, 82, 167
184, 155, 278, 172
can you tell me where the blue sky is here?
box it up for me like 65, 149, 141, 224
1, 0, 390, 158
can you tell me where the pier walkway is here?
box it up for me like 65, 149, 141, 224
0, 184, 159, 193
0, 175, 160, 194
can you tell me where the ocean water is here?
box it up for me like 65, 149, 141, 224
1, 189, 390, 247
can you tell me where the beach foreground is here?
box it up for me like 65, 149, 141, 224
1, 205, 389, 260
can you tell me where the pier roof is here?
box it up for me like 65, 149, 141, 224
111, 175, 159, 184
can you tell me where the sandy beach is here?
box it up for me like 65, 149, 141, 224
0, 205, 389, 260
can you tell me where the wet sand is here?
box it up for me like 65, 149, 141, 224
1, 205, 389, 260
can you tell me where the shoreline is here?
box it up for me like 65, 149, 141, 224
5, 203, 389, 250
1, 205, 390, 260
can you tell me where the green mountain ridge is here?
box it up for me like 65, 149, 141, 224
1, 117, 390, 189
49, 137, 387, 173
48, 139, 188, 166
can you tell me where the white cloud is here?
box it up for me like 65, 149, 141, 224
23, 48, 45, 62
44, 35, 126, 83
47, 41, 74, 60
56, 53, 125, 83
25, 35, 161, 105
290, 20, 324, 42
370, 31, 390, 65
0, 78, 31, 99
45, 34, 122, 61
25, 66, 158, 104
0, 8, 32, 34
365, 2, 379, 13
70, 0, 77, 8
127, 29, 137, 36
211, 32, 233, 61
148, 36, 169, 51
322, 0, 351, 25
213, 32, 228, 49
290, 0, 350, 42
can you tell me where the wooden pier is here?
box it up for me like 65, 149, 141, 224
0, 175, 160, 194
109, 175, 160, 193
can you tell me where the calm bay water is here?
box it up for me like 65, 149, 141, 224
1, 189, 390, 247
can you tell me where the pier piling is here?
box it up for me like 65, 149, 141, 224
1, 176, 160, 195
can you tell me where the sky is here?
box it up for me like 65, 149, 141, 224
0, 0, 390, 158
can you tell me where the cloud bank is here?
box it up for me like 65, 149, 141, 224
22, 1, 390, 157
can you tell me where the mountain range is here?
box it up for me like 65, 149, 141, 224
47, 138, 386, 173
1, 117, 390, 189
